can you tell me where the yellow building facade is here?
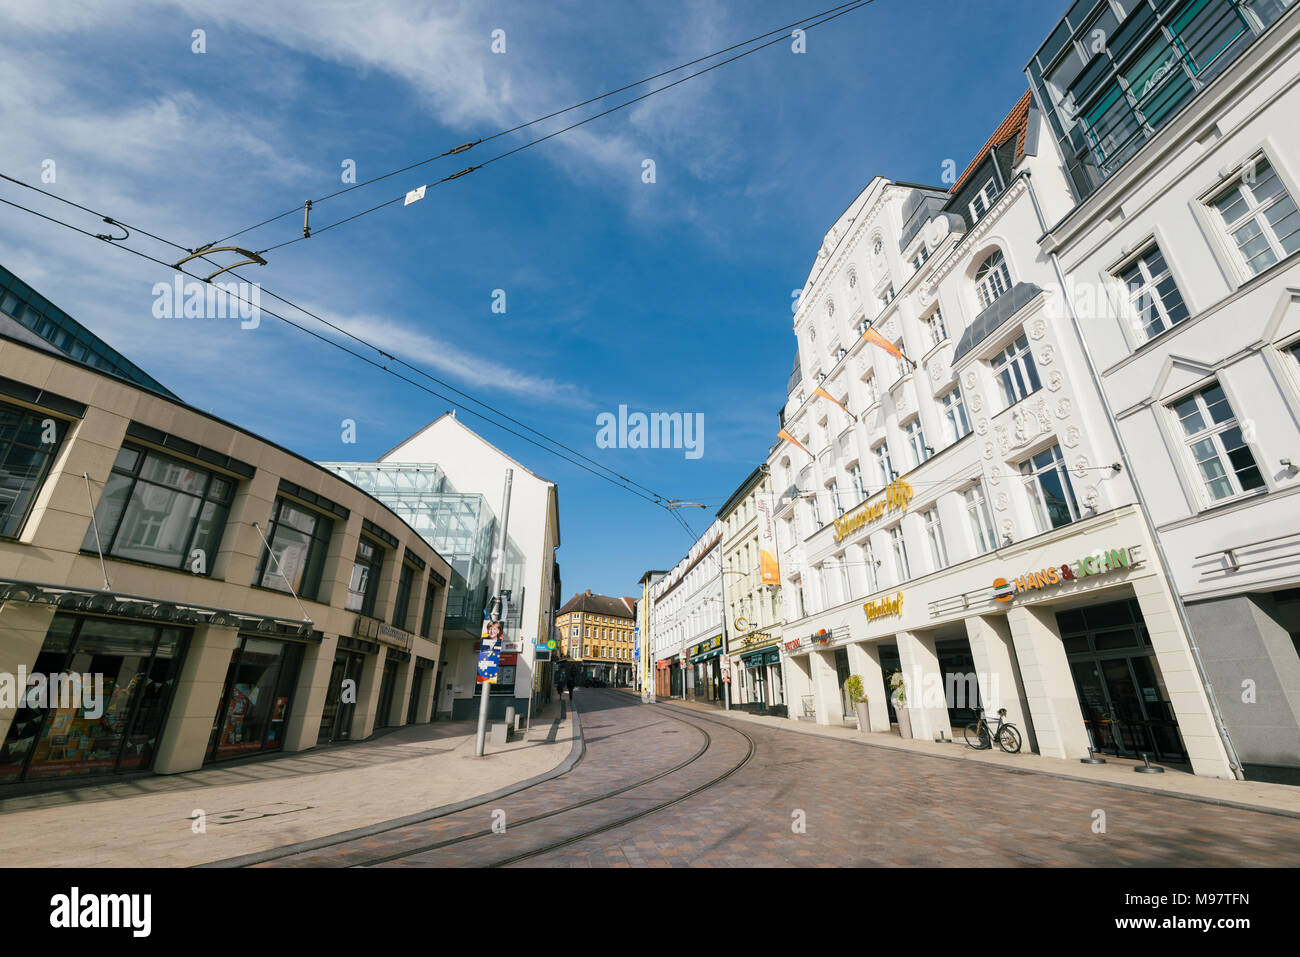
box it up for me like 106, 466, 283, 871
555, 590, 636, 686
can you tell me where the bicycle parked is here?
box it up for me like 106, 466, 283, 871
963, 706, 1022, 753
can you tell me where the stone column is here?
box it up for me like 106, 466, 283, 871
351, 647, 384, 740
392, 656, 416, 726
1133, 576, 1235, 779
847, 640, 889, 732
809, 650, 840, 726
965, 614, 1036, 752
896, 630, 951, 741
153, 623, 240, 774
284, 637, 334, 752
1006, 604, 1090, 760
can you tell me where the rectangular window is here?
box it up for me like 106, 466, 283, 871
1171, 382, 1265, 502
809, 492, 823, 531
923, 507, 948, 570
1020, 444, 1082, 532
345, 538, 385, 616
913, 245, 930, 271
992, 334, 1042, 407
942, 386, 971, 442
256, 497, 333, 601
83, 444, 234, 573
393, 562, 416, 631
849, 462, 866, 502
925, 309, 948, 348
905, 419, 930, 469
874, 443, 894, 486
968, 176, 1002, 223
1118, 244, 1190, 341
882, 286, 897, 306
0, 400, 67, 538
1211, 158, 1300, 277
862, 541, 878, 595
889, 525, 911, 583
420, 579, 440, 638
964, 483, 998, 554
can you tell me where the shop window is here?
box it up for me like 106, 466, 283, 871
256, 497, 333, 600
345, 537, 385, 617
82, 444, 234, 573
0, 399, 68, 538
208, 637, 303, 761
1169, 382, 1265, 503
1020, 444, 1082, 532
0, 616, 188, 784
1209, 157, 1300, 278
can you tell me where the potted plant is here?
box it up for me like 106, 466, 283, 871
889, 670, 912, 739
845, 675, 870, 733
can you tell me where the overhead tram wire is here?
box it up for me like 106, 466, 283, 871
0, 193, 694, 522
0, 171, 674, 505
248, 0, 879, 257
207, 0, 876, 249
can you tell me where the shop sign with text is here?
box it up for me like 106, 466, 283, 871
833, 479, 913, 542
993, 546, 1139, 603
864, 592, 904, 622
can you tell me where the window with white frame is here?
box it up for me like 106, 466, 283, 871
968, 176, 1002, 223
837, 554, 852, 602
922, 507, 948, 570
942, 386, 971, 442
1117, 244, 1190, 342
992, 334, 1042, 407
913, 245, 930, 271
964, 483, 997, 554
889, 525, 911, 583
882, 285, 897, 307
862, 371, 878, 407
1209, 157, 1300, 277
849, 461, 866, 502
1019, 444, 1082, 532
809, 491, 823, 531
827, 479, 844, 516
874, 442, 895, 485
862, 540, 879, 594
975, 251, 1012, 309
894, 347, 909, 381
1170, 382, 1265, 503
904, 418, 930, 468
924, 309, 948, 348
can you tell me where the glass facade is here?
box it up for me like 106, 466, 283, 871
1027, 0, 1295, 202
206, 636, 304, 762
322, 463, 497, 636
256, 496, 334, 600
0, 616, 188, 784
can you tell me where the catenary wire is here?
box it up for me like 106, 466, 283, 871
208, 0, 875, 248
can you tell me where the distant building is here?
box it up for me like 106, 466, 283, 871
556, 590, 636, 686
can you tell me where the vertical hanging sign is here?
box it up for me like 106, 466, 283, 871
757, 492, 781, 586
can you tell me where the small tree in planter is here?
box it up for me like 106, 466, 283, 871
845, 675, 870, 733
888, 670, 912, 739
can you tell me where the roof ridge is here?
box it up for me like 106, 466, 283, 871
949, 89, 1033, 195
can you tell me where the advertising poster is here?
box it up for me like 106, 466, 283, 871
757, 492, 781, 586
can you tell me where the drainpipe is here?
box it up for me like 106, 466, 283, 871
1024, 172, 1245, 780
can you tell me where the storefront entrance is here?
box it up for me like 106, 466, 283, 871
0, 616, 188, 784
408, 665, 426, 725
376, 658, 399, 729
206, 636, 304, 762
1058, 599, 1186, 763
318, 650, 366, 744
835, 648, 853, 721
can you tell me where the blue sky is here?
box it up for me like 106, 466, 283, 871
0, 0, 1067, 601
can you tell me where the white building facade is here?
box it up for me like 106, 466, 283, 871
1029, 0, 1300, 782
767, 90, 1236, 778
650, 521, 724, 702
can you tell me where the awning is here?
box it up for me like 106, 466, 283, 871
743, 649, 781, 666
691, 648, 723, 663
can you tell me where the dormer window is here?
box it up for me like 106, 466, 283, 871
975, 251, 1012, 309
969, 176, 1002, 223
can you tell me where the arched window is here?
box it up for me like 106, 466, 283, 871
847, 268, 858, 289
975, 251, 1012, 309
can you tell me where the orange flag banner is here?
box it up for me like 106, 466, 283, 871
812, 386, 852, 419
778, 429, 812, 458
860, 326, 904, 361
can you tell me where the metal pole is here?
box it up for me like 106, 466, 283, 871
475, 469, 513, 757
1024, 173, 1245, 780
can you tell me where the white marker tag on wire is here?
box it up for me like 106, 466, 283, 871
404, 185, 427, 206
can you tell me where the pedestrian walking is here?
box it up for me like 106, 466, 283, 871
566, 675, 575, 699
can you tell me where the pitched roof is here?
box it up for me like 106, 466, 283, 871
556, 590, 635, 620
950, 90, 1033, 195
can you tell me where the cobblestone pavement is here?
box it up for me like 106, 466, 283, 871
248, 689, 1300, 868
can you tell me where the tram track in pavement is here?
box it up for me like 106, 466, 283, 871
237, 689, 755, 868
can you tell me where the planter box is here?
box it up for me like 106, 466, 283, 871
854, 701, 870, 733
896, 709, 913, 739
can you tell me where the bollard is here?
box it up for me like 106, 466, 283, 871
1134, 752, 1165, 774
504, 706, 516, 726
1080, 747, 1107, 765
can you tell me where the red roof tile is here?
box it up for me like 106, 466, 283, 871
950, 90, 1033, 195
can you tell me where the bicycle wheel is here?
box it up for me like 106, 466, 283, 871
964, 722, 990, 750
997, 724, 1023, 754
